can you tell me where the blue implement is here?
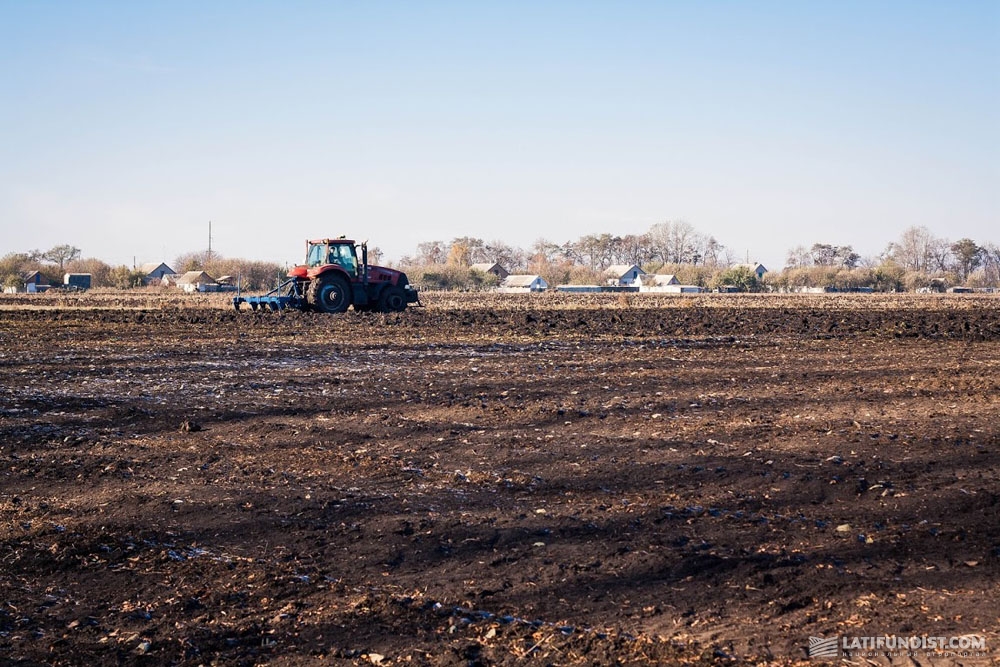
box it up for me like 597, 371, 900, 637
232, 278, 307, 312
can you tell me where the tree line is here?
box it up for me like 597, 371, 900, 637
0, 246, 283, 291
3, 224, 997, 293
778, 228, 999, 291
0, 245, 146, 291
398, 223, 1000, 292
399, 221, 732, 290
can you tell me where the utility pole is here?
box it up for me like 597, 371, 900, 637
208, 220, 213, 260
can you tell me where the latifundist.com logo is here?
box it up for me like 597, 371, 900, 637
809, 635, 988, 660
808, 637, 839, 658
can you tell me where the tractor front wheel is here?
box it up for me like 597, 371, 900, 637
378, 285, 408, 313
308, 274, 351, 313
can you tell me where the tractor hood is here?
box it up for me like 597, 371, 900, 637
367, 265, 409, 285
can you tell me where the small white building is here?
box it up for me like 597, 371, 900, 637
604, 264, 646, 287
637, 274, 679, 289
637, 274, 703, 293
500, 275, 548, 292
176, 270, 219, 293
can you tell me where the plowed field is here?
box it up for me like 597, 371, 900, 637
1, 293, 998, 665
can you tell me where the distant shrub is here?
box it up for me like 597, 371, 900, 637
405, 264, 500, 291
711, 266, 761, 292
109, 266, 146, 289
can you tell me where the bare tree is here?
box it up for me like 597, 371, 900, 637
950, 238, 984, 282
647, 220, 709, 264
528, 238, 562, 265
43, 245, 82, 273
785, 245, 811, 268
448, 237, 489, 266
805, 243, 859, 268
614, 233, 654, 267
836, 246, 861, 268
415, 241, 448, 265
927, 237, 952, 273
980, 243, 1000, 284
810, 243, 838, 266
884, 226, 945, 273
174, 250, 214, 273
483, 240, 524, 270
702, 236, 724, 267
571, 233, 620, 269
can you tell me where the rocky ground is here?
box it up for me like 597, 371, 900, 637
1, 293, 998, 665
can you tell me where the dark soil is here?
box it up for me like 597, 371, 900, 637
1, 298, 998, 665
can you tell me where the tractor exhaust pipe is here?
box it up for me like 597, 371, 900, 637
361, 242, 369, 287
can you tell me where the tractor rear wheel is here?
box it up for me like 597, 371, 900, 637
378, 285, 408, 313
308, 274, 351, 313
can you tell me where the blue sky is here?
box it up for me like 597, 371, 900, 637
1, 1, 997, 269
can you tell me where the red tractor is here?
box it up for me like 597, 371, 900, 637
233, 238, 420, 313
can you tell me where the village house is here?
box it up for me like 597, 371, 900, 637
603, 264, 645, 287
24, 270, 49, 293
176, 270, 219, 293
637, 274, 679, 288
735, 262, 768, 280
138, 262, 176, 285
637, 274, 703, 293
499, 275, 548, 292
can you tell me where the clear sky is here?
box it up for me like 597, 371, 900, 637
1, 1, 997, 269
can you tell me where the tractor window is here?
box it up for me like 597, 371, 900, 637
307, 244, 326, 267
328, 244, 358, 276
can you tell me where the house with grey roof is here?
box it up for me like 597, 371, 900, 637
604, 264, 645, 286
138, 262, 176, 285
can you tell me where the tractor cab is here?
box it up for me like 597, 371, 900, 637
306, 239, 358, 277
